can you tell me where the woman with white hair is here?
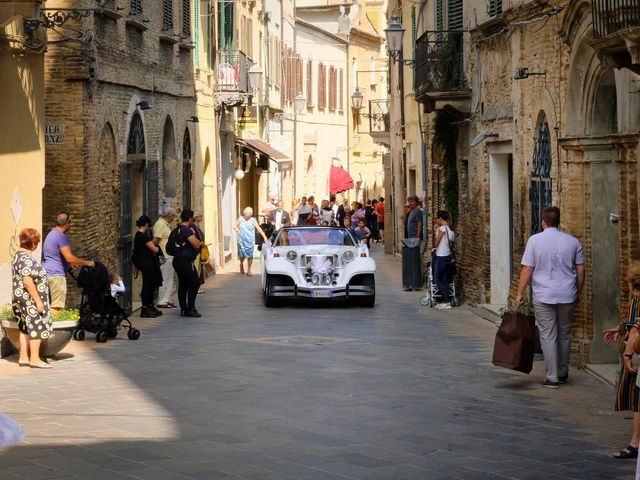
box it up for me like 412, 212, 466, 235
234, 207, 268, 276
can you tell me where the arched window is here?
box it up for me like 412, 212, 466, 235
530, 114, 552, 235
163, 0, 173, 31
182, 128, 192, 209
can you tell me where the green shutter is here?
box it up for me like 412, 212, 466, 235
436, 0, 444, 32
194, 0, 200, 67
219, 1, 234, 50
448, 0, 463, 31
206, 1, 211, 69
411, 6, 416, 45
488, 0, 502, 17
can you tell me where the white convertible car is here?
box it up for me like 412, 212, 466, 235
261, 226, 376, 307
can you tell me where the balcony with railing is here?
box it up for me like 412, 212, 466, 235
413, 30, 470, 113
367, 99, 390, 145
592, 0, 640, 72
216, 50, 248, 92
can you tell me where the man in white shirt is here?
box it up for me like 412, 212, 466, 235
262, 194, 277, 219
271, 201, 291, 231
153, 206, 177, 308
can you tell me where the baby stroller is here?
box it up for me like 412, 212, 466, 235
419, 249, 460, 307
71, 262, 141, 343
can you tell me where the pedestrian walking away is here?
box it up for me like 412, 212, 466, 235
172, 209, 204, 317
42, 212, 94, 316
515, 206, 585, 388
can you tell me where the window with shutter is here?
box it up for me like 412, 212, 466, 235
194, 0, 200, 66
296, 56, 303, 97
182, 0, 191, 38
218, 1, 233, 50
306, 60, 312, 107
436, 0, 443, 32
488, 0, 502, 17
329, 66, 336, 111
318, 63, 326, 110
411, 6, 416, 45
131, 0, 142, 15
162, 0, 173, 31
339, 69, 343, 111
448, 0, 463, 31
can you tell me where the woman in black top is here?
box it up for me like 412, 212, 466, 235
172, 209, 203, 317
132, 215, 163, 318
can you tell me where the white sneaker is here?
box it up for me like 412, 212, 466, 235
435, 302, 452, 309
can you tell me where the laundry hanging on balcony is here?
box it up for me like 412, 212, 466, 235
329, 165, 354, 195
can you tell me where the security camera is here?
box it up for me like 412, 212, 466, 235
609, 213, 619, 224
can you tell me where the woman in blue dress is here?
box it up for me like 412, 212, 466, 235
234, 207, 269, 276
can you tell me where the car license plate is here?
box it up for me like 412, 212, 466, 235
311, 290, 332, 298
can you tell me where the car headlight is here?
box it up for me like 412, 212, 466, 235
286, 250, 297, 262
342, 251, 355, 264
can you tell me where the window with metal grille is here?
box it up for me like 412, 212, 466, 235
306, 60, 313, 107
488, 0, 502, 17
162, 0, 172, 31
530, 115, 552, 235
182, 0, 190, 38
318, 63, 326, 110
131, 0, 142, 15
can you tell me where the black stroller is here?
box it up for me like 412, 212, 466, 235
71, 262, 140, 343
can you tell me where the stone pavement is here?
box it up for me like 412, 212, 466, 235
0, 249, 636, 479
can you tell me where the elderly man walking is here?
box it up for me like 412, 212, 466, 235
516, 206, 585, 388
153, 206, 178, 308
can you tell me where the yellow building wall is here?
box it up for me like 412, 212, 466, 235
0, 27, 45, 304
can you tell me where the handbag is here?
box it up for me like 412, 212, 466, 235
200, 244, 210, 262
492, 310, 536, 374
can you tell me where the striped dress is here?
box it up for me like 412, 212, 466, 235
615, 296, 640, 412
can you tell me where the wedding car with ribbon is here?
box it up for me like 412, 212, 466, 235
261, 227, 376, 307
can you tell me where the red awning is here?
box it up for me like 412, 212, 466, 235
329, 165, 354, 195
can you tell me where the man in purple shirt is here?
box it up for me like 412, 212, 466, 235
516, 206, 585, 389
42, 213, 94, 315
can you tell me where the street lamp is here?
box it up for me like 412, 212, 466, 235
384, 16, 405, 60
351, 87, 364, 111
248, 64, 264, 92
294, 93, 306, 114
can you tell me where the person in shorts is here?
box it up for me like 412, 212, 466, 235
42, 213, 94, 315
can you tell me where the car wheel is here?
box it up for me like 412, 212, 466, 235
358, 274, 375, 308
264, 275, 281, 308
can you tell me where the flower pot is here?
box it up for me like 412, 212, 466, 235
0, 319, 79, 357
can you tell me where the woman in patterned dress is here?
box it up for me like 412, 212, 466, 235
234, 207, 268, 276
12, 228, 53, 369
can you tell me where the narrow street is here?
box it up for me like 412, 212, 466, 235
0, 251, 635, 480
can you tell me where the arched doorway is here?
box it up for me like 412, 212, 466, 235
182, 128, 192, 210
162, 117, 177, 205
530, 113, 552, 235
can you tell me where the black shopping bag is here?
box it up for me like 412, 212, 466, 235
492, 312, 536, 374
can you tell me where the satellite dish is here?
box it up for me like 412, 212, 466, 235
271, 135, 292, 153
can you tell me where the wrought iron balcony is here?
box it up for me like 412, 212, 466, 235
413, 30, 470, 113
216, 49, 248, 92
593, 0, 640, 39
592, 0, 640, 72
368, 99, 390, 133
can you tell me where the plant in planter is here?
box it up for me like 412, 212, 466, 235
0, 307, 80, 358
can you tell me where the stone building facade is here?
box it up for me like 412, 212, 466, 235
43, 0, 198, 310
390, 0, 640, 366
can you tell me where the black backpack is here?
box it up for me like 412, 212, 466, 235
165, 225, 184, 257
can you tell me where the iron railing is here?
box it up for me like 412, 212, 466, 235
414, 30, 465, 97
593, 0, 640, 39
216, 50, 248, 92
368, 99, 390, 133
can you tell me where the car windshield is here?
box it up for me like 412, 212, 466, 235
274, 227, 356, 247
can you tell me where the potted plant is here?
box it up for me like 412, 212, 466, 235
0, 306, 80, 357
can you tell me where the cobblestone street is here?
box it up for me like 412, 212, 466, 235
0, 251, 635, 479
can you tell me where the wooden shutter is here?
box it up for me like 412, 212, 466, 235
329, 66, 336, 111
448, 0, 463, 30
219, 1, 233, 49
182, 0, 191, 37
488, 0, 502, 17
339, 68, 343, 111
318, 63, 326, 109
306, 60, 312, 107
163, 0, 173, 31
296, 56, 303, 97
194, 0, 200, 65
131, 0, 142, 15
436, 0, 443, 32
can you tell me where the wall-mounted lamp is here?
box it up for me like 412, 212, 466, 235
514, 68, 546, 80
353, 133, 361, 147
384, 16, 415, 67
234, 169, 245, 180
187, 116, 199, 123
294, 93, 306, 114
248, 64, 264, 92
351, 88, 363, 111
136, 100, 151, 110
